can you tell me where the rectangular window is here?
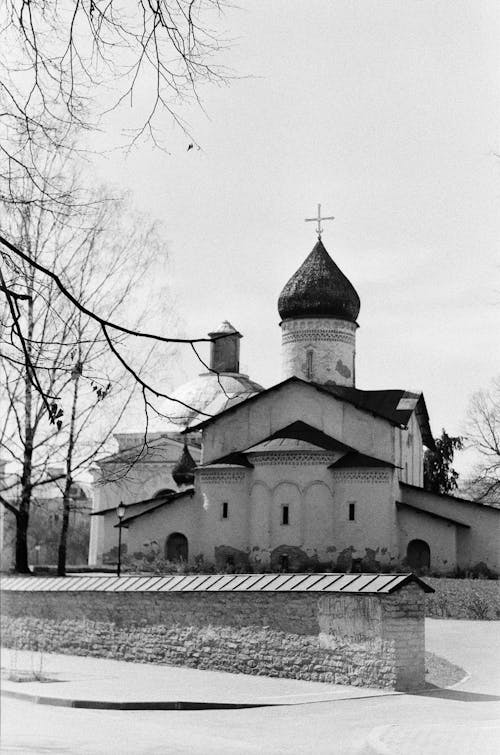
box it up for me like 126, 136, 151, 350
348, 503, 355, 521
222, 502, 228, 519
306, 350, 313, 379
282, 505, 289, 525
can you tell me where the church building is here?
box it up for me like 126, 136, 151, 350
89, 223, 499, 575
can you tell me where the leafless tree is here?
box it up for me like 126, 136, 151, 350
462, 377, 500, 506
1, 0, 230, 192
0, 154, 179, 573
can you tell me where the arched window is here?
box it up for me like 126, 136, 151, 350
165, 532, 188, 562
406, 539, 430, 571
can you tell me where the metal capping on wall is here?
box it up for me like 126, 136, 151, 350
0, 573, 434, 593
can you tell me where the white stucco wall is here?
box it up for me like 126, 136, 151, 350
89, 438, 201, 566
201, 382, 396, 467
126, 493, 202, 561
399, 484, 500, 572
281, 317, 357, 386
397, 506, 457, 571
198, 468, 250, 558
395, 414, 424, 487
329, 468, 398, 567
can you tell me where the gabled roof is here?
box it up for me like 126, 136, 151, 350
330, 452, 398, 469
197, 421, 393, 469
185, 376, 434, 448
1, 572, 434, 594
115, 488, 195, 526
396, 500, 470, 528
95, 435, 200, 466
400, 482, 500, 511
246, 438, 332, 453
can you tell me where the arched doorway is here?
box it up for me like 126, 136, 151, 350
407, 539, 430, 571
165, 532, 188, 562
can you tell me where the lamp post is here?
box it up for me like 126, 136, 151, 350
116, 501, 126, 577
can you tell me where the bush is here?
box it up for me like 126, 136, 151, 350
425, 578, 500, 620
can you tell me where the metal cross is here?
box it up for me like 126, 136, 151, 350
305, 204, 335, 239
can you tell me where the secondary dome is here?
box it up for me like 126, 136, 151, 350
163, 372, 264, 429
172, 443, 197, 487
278, 239, 360, 322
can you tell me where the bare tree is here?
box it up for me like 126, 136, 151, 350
0, 155, 177, 573
0, 0, 230, 193
462, 377, 500, 506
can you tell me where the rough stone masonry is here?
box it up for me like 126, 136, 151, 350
0, 573, 431, 691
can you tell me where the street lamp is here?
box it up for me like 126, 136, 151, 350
116, 501, 126, 577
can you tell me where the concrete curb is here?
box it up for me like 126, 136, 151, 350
1, 686, 400, 710
1, 688, 272, 710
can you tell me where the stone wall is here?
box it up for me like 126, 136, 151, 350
1, 583, 426, 691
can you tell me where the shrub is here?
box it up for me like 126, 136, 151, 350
425, 578, 500, 620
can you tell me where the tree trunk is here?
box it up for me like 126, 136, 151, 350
57, 488, 71, 577
57, 367, 80, 577
15, 283, 35, 574
15, 504, 30, 573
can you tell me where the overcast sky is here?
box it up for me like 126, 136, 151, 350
90, 0, 499, 475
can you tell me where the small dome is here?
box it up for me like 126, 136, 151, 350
163, 372, 264, 429
172, 444, 196, 487
278, 239, 360, 322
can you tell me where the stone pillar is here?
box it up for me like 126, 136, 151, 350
317, 583, 426, 691
281, 317, 357, 386
380, 583, 426, 691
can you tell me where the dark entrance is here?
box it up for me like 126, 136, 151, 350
165, 532, 188, 562
406, 539, 430, 571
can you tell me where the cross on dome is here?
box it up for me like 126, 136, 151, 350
305, 204, 334, 239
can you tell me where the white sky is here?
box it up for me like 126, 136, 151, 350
89, 0, 499, 476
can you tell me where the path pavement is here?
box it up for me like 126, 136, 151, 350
1, 619, 499, 754
1, 647, 395, 709
363, 619, 500, 754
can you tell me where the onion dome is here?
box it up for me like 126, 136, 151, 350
172, 443, 197, 487
278, 239, 360, 322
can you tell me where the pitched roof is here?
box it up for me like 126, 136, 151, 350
115, 488, 196, 526
185, 376, 434, 448
400, 482, 500, 511
1, 572, 434, 594
330, 452, 398, 469
94, 435, 200, 466
396, 500, 470, 528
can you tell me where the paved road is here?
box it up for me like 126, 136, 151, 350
1, 620, 499, 754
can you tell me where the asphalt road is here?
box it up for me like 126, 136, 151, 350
1, 620, 499, 755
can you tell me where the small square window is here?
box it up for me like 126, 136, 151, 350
222, 502, 229, 519
348, 503, 355, 521
282, 505, 289, 525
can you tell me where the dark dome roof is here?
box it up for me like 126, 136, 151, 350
172, 444, 196, 487
278, 239, 360, 322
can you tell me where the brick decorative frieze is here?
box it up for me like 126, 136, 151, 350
198, 469, 246, 484
281, 318, 356, 345
330, 470, 390, 483
282, 329, 355, 345
251, 452, 337, 466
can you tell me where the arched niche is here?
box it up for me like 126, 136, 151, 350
406, 539, 430, 572
165, 532, 188, 562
